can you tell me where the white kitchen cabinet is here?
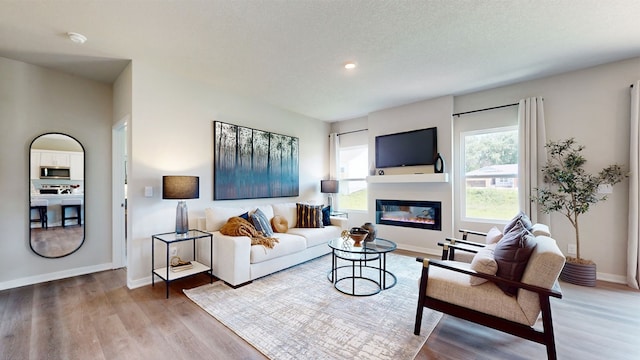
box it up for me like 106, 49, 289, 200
30, 151, 41, 179
70, 153, 84, 180
40, 151, 70, 167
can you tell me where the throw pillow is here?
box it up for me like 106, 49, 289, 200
251, 208, 274, 237
469, 243, 498, 285
493, 223, 537, 296
296, 203, 324, 228
239, 211, 249, 221
322, 206, 331, 226
503, 211, 533, 234
485, 226, 503, 245
271, 215, 289, 233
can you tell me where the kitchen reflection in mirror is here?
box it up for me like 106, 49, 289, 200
29, 133, 85, 258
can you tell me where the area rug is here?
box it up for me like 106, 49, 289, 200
184, 252, 442, 360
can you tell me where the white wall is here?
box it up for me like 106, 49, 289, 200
0, 57, 113, 290
454, 57, 640, 282
126, 61, 330, 288
332, 96, 454, 254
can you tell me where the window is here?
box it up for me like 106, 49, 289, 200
461, 126, 519, 221
337, 145, 368, 211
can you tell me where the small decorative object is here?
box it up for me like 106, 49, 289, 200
349, 227, 369, 247
378, 169, 384, 175
533, 138, 626, 286
341, 230, 350, 240
361, 222, 377, 242
434, 153, 445, 173
170, 256, 193, 272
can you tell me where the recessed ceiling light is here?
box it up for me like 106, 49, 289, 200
67, 32, 87, 44
344, 62, 357, 70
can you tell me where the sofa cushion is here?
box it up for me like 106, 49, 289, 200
205, 206, 247, 232
469, 243, 498, 285
250, 233, 307, 264
494, 221, 537, 296
251, 208, 274, 237
271, 215, 289, 233
287, 225, 342, 247
296, 203, 324, 228
272, 202, 297, 228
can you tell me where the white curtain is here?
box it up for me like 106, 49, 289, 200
329, 133, 340, 180
628, 81, 640, 289
517, 97, 550, 225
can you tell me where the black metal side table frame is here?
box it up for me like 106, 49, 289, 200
152, 229, 213, 298
327, 237, 397, 296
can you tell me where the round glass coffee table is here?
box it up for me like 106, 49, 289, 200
327, 237, 397, 296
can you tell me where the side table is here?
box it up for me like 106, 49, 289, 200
152, 229, 213, 298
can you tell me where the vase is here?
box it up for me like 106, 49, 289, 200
559, 261, 596, 287
361, 222, 377, 242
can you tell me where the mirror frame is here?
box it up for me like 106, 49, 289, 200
29, 132, 85, 258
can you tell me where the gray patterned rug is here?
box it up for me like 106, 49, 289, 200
184, 252, 442, 360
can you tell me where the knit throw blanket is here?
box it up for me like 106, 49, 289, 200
219, 217, 279, 249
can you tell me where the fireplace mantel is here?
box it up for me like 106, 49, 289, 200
366, 173, 448, 184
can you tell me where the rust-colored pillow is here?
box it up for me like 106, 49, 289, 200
271, 215, 289, 233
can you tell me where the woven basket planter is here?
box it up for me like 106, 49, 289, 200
559, 261, 596, 287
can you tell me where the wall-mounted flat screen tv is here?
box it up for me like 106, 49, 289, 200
375, 127, 437, 168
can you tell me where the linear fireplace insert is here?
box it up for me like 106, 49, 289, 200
376, 199, 442, 231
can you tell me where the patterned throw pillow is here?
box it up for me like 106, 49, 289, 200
296, 203, 324, 228
251, 208, 274, 236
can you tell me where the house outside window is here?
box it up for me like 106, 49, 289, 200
461, 127, 519, 221
337, 145, 368, 211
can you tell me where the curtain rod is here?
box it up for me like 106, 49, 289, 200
334, 129, 368, 136
452, 102, 519, 117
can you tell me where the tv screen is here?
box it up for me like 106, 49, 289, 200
375, 127, 437, 168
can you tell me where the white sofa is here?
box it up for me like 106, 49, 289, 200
203, 202, 347, 287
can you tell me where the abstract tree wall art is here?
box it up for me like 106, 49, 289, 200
214, 121, 299, 200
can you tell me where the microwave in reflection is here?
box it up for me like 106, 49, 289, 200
40, 166, 71, 179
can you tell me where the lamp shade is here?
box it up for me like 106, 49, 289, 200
321, 180, 339, 194
162, 176, 199, 199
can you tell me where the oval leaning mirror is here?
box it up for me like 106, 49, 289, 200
29, 133, 85, 258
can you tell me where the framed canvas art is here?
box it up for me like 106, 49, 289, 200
214, 121, 299, 200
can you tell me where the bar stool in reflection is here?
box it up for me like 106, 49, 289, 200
61, 199, 82, 227
30, 199, 48, 229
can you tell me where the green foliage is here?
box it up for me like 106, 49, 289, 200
465, 130, 518, 172
466, 188, 519, 220
534, 138, 627, 260
337, 189, 367, 211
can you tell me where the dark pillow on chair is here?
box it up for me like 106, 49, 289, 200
503, 211, 533, 234
493, 220, 537, 296
322, 206, 331, 226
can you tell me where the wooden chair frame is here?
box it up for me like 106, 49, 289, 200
414, 257, 563, 360
437, 228, 488, 260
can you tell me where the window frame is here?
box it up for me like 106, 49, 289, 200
337, 144, 368, 212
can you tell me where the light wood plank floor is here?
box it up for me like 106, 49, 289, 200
1, 259, 639, 360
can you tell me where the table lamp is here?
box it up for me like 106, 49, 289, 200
162, 175, 199, 234
320, 179, 339, 211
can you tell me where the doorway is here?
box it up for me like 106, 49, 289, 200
112, 117, 128, 269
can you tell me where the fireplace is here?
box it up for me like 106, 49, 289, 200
376, 199, 442, 231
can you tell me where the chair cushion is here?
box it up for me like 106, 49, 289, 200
485, 226, 503, 244
503, 211, 532, 234
469, 243, 498, 285
287, 225, 342, 247
494, 221, 537, 296
250, 233, 307, 264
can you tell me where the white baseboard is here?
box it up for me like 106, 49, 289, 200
127, 275, 152, 290
0, 262, 113, 291
597, 272, 626, 284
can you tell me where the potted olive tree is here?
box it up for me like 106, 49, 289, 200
534, 138, 626, 286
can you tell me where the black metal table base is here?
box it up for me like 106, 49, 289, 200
328, 250, 397, 296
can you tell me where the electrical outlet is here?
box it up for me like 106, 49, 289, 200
170, 247, 178, 256
567, 244, 577, 255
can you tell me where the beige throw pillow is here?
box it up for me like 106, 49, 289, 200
469, 243, 498, 285
485, 226, 503, 245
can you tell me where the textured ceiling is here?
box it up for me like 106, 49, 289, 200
1, 0, 639, 121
